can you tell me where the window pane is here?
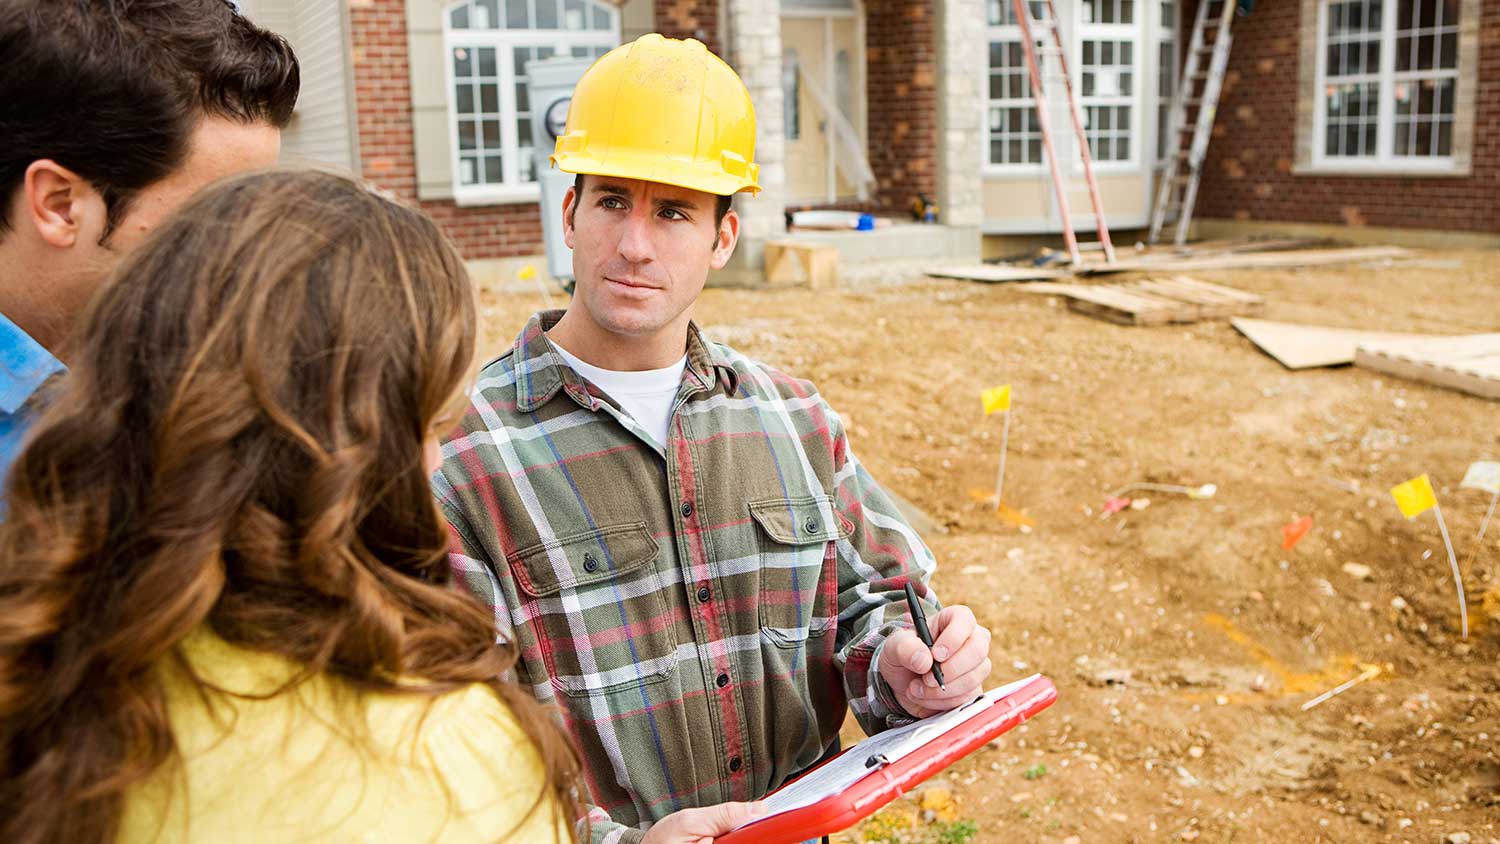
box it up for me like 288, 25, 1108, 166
514, 46, 532, 76
483, 155, 503, 183
571, 45, 590, 57
480, 84, 499, 113
506, 0, 529, 29
450, 4, 470, 29
592, 5, 610, 30
453, 47, 473, 76
516, 82, 530, 112
475, 0, 498, 28
460, 155, 478, 185
563, 0, 585, 30
482, 120, 502, 147
535, 0, 558, 28
455, 84, 475, 114
458, 120, 477, 150
477, 47, 497, 77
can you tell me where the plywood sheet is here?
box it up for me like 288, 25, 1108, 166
1231, 318, 1437, 369
1354, 334, 1500, 400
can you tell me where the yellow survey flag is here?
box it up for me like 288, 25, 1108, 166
517, 263, 538, 281
981, 384, 1012, 415
1390, 474, 1437, 519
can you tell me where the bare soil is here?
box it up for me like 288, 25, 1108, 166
477, 248, 1500, 844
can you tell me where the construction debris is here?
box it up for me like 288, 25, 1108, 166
1230, 318, 1436, 370
1354, 334, 1500, 401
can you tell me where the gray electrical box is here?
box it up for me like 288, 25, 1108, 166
525, 57, 595, 285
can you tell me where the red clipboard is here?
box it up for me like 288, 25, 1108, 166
718, 674, 1057, 844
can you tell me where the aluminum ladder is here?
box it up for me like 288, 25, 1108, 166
1149, 0, 1237, 246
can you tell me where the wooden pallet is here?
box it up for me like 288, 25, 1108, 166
1053, 276, 1265, 326
1354, 334, 1500, 401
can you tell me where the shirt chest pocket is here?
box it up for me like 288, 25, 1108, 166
508, 523, 677, 696
749, 495, 851, 648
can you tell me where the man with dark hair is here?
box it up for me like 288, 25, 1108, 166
0, 0, 300, 481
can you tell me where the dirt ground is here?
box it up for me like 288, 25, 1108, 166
476, 248, 1500, 844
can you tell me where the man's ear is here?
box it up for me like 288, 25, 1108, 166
710, 207, 740, 270
21, 160, 106, 249
561, 184, 578, 250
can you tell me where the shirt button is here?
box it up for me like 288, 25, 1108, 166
582, 553, 599, 573
715, 672, 730, 688
680, 501, 694, 518
696, 585, 712, 603
803, 517, 819, 534
728, 756, 743, 773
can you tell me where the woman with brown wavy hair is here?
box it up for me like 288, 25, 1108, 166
0, 170, 581, 844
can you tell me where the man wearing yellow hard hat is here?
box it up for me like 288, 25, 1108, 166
437, 34, 994, 844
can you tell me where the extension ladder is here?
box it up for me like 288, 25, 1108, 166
1149, 0, 1237, 246
1012, 0, 1116, 266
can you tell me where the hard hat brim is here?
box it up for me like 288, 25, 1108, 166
552, 151, 761, 197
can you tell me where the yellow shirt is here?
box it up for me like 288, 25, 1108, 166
120, 629, 569, 844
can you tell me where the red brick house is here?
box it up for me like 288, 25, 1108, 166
1188, 0, 1497, 246
239, 0, 1496, 282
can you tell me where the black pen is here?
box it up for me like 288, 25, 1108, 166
903, 582, 945, 690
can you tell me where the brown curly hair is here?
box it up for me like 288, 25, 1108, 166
0, 170, 581, 844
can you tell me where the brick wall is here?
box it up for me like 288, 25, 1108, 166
349, 0, 543, 259
1185, 0, 1500, 233
654, 0, 719, 55
865, 0, 938, 213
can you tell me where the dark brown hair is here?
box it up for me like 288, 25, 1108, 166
0, 0, 300, 239
0, 170, 580, 844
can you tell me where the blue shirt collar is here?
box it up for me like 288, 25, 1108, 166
0, 312, 65, 414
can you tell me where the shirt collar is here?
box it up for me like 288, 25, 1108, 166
0, 312, 65, 415
512, 310, 739, 413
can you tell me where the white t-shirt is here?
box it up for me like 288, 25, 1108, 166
548, 339, 687, 449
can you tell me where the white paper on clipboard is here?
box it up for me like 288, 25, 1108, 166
741, 675, 1041, 825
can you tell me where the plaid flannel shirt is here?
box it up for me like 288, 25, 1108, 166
435, 311, 940, 844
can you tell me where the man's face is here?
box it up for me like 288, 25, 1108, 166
562, 176, 737, 341
106, 115, 282, 254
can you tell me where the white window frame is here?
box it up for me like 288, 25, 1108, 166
983, 0, 1145, 175
1313, 0, 1461, 173
1077, 0, 1142, 171
443, 1, 619, 206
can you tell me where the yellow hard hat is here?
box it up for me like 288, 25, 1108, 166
551, 34, 760, 196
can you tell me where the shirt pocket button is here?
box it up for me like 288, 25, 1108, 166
582, 552, 599, 573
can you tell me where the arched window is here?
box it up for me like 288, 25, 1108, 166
445, 0, 618, 203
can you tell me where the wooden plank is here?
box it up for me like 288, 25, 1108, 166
1231, 318, 1438, 369
1160, 276, 1266, 305
1128, 281, 1239, 319
1013, 282, 1085, 294
926, 264, 1069, 283
1354, 334, 1500, 401
1079, 246, 1413, 275
1064, 286, 1198, 325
